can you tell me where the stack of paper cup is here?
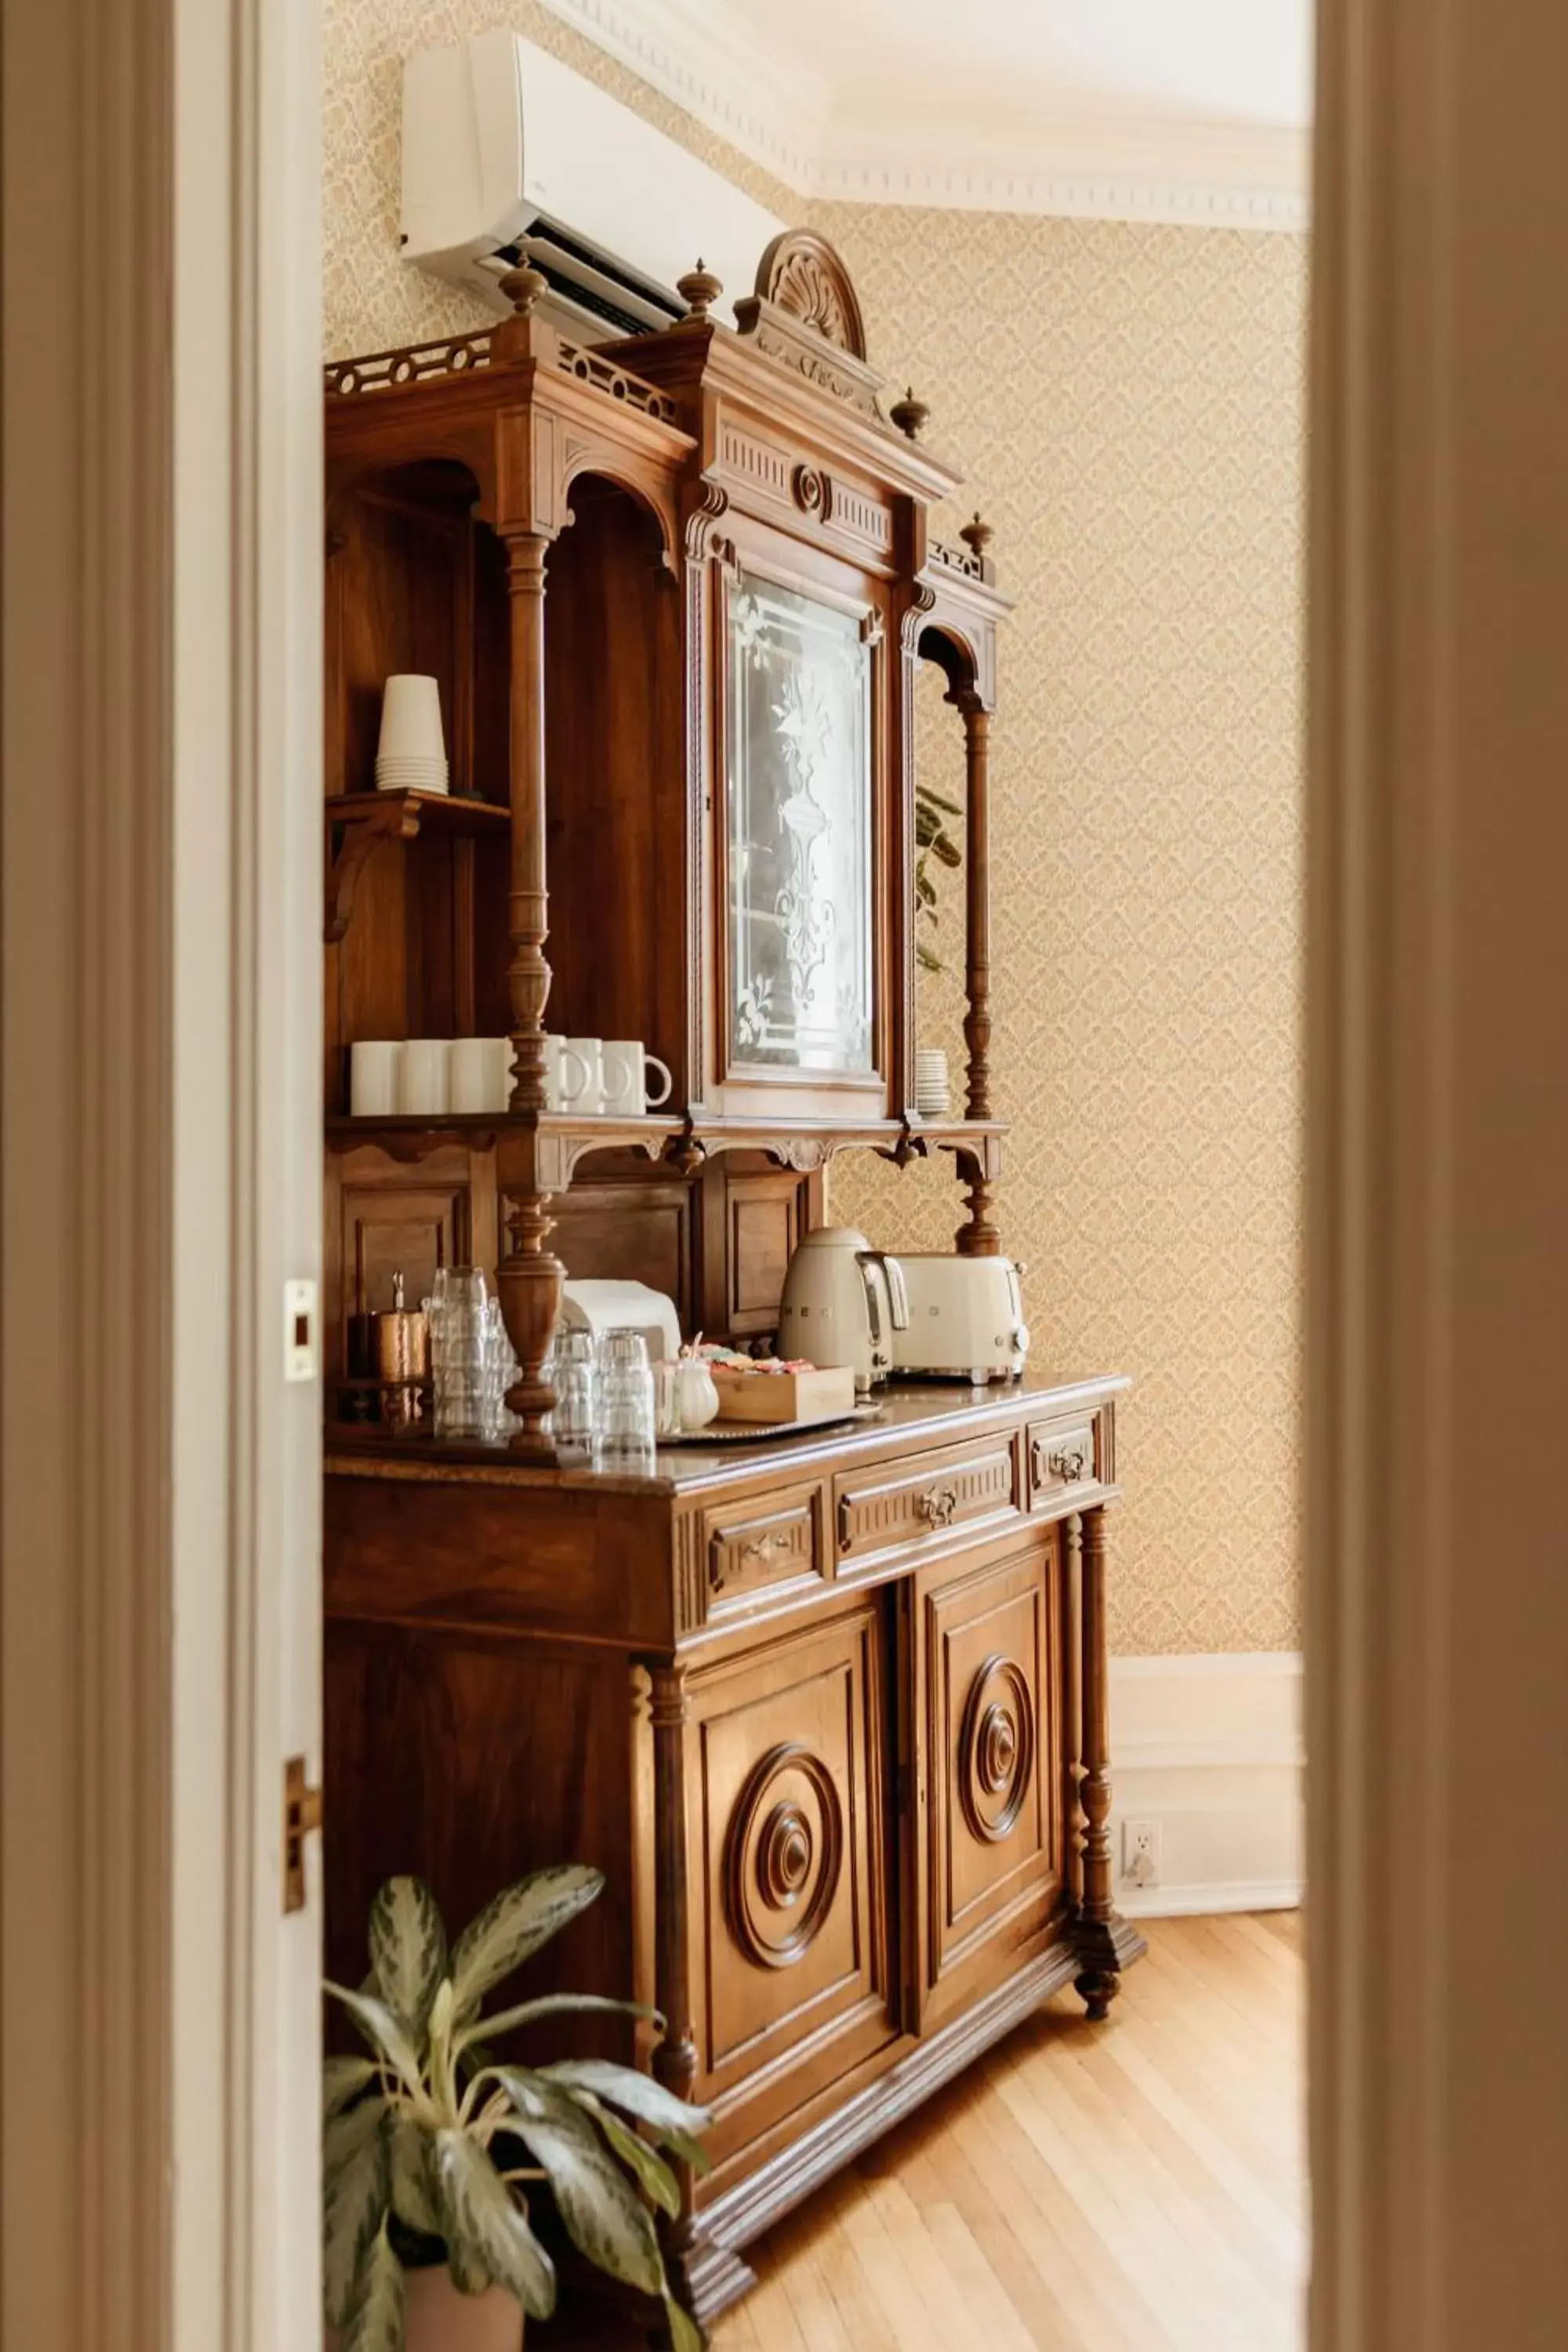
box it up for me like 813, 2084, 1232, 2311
914, 1047, 951, 1118
375, 673, 449, 795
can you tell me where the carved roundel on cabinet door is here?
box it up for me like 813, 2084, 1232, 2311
958, 1653, 1035, 1846
724, 1740, 844, 1970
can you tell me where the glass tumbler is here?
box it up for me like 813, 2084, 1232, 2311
597, 1327, 656, 1458
429, 1267, 492, 1437
550, 1327, 599, 1448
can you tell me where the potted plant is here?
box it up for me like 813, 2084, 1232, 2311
324, 1866, 711, 2352
914, 779, 963, 973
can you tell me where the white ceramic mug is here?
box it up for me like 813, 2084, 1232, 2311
546, 1034, 592, 1112
349, 1040, 403, 1117
601, 1040, 674, 1116
483, 1037, 513, 1112
565, 1037, 607, 1116
449, 1036, 494, 1116
398, 1038, 451, 1116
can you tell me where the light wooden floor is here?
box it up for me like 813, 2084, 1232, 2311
710, 1914, 1306, 2352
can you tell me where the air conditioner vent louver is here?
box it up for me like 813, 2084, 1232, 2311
490, 218, 681, 339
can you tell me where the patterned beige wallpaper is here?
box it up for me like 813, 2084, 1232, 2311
818, 207, 1307, 1657
322, 8, 1306, 1654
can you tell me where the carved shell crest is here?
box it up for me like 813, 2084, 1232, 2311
753, 231, 868, 360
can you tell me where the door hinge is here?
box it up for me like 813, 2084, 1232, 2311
283, 1754, 324, 1914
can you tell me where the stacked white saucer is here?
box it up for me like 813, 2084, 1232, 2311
375, 673, 449, 795
915, 1046, 951, 1118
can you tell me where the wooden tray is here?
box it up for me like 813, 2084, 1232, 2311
708, 1363, 858, 1424
662, 1403, 885, 1446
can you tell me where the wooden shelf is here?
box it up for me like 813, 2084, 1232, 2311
325, 1108, 1008, 1175
327, 1109, 676, 1144
325, 791, 508, 942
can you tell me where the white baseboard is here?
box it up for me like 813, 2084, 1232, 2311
1109, 1652, 1305, 1919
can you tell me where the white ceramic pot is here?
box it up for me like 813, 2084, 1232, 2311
405, 2268, 524, 2352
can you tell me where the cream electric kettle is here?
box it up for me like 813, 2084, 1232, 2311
776, 1227, 909, 1392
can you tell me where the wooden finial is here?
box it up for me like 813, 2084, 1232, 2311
675, 258, 723, 321
498, 260, 549, 318
960, 511, 993, 559
889, 386, 930, 441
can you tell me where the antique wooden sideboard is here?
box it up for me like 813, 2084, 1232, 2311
321, 230, 1143, 2330
325, 1377, 1142, 2324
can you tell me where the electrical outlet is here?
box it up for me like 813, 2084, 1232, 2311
1122, 1817, 1161, 1889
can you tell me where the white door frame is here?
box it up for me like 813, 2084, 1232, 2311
2, 0, 322, 2347
1308, 0, 1568, 2343
9, 0, 1568, 2344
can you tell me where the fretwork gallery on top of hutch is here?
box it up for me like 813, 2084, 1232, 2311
321, 232, 1143, 2332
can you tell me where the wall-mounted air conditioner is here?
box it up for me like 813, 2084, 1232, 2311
401, 30, 786, 339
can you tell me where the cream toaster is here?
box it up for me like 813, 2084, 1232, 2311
889, 1254, 1029, 1383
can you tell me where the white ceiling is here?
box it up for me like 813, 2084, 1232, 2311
543, 0, 1312, 229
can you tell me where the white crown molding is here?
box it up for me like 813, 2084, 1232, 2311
540, 0, 1311, 230
540, 0, 825, 191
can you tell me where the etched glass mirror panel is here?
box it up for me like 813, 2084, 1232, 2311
726, 572, 873, 1073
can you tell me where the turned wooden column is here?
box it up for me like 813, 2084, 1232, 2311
954, 668, 1001, 1257
961, 698, 993, 1123
1064, 1511, 1087, 1911
496, 525, 562, 1443
648, 1665, 698, 2193
1073, 1504, 1146, 2018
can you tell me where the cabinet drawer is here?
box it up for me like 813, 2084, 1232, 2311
834, 1436, 1018, 1570
1025, 1419, 1097, 1506
702, 1484, 826, 1614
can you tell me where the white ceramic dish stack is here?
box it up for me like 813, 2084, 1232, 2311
376, 673, 449, 796
915, 1046, 951, 1118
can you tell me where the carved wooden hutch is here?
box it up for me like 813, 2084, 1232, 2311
322, 235, 1142, 2332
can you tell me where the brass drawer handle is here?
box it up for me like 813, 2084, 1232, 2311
916, 1485, 958, 1529
1033, 1438, 1088, 1486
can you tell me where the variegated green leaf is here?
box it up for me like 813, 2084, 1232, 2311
578, 2099, 681, 2220
448, 1867, 604, 2017
494, 2065, 678, 2216
665, 2288, 705, 2352
325, 2091, 387, 2184
326, 1982, 426, 2100
510, 2111, 663, 2298
389, 2114, 441, 2238
433, 2128, 556, 2320
323, 2103, 389, 2328
341, 2218, 404, 2352
447, 2231, 492, 2298
324, 2055, 378, 2122
538, 2059, 713, 2166
368, 1877, 448, 2034
456, 1991, 657, 2059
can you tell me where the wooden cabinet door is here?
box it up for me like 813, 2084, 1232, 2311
685, 1598, 897, 2170
917, 1533, 1065, 2031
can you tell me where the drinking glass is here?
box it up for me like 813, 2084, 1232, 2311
550, 1327, 598, 1448
597, 1327, 656, 1457
427, 1268, 494, 1437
